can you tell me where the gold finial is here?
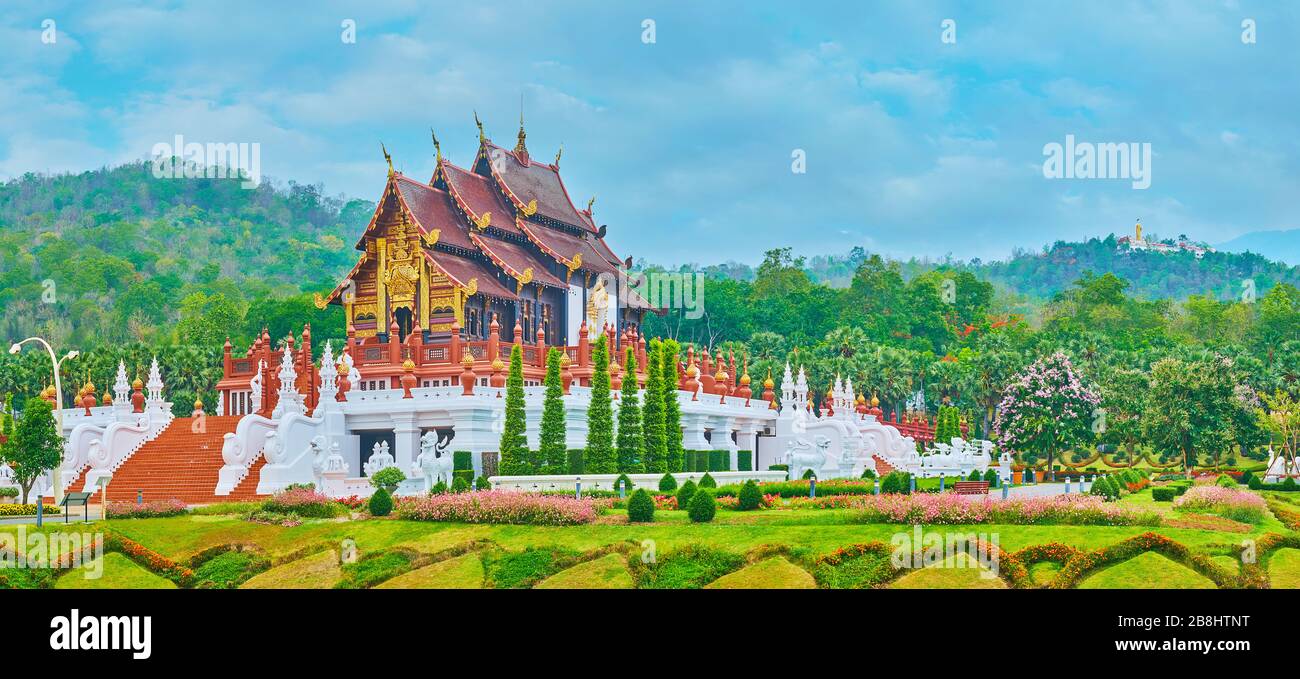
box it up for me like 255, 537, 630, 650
763, 368, 774, 389
131, 377, 143, 390
474, 110, 485, 143
871, 393, 880, 407
491, 357, 505, 371
514, 97, 528, 154
461, 354, 476, 368
194, 396, 204, 409
431, 128, 441, 163
586, 196, 596, 214
402, 359, 415, 372
381, 142, 393, 175
554, 143, 562, 167
559, 353, 571, 366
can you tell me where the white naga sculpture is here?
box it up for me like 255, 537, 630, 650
307, 436, 329, 485
249, 360, 264, 413
363, 440, 395, 477
261, 431, 283, 464
783, 435, 831, 481
414, 431, 454, 490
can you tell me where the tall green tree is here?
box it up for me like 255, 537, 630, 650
584, 335, 616, 473
539, 348, 567, 475
1143, 356, 1248, 473
616, 347, 644, 473
3, 399, 63, 504
641, 339, 667, 473
662, 339, 685, 472
498, 344, 529, 474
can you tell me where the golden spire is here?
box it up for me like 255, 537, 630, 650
430, 128, 441, 163
554, 143, 563, 167
514, 97, 528, 154
381, 142, 393, 176
474, 110, 485, 143
763, 368, 774, 389
1135, 218, 1142, 242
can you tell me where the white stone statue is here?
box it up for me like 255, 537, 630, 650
364, 441, 395, 477
415, 431, 454, 489
250, 360, 264, 413
308, 435, 329, 485
783, 435, 829, 481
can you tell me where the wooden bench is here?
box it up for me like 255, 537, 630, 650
953, 481, 990, 496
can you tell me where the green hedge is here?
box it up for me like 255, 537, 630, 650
453, 469, 474, 486
709, 450, 729, 472
1151, 486, 1177, 502
567, 449, 585, 475
453, 450, 473, 471
737, 450, 752, 472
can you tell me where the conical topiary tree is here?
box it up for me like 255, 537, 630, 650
584, 335, 616, 474
616, 347, 644, 473
662, 339, 684, 473
642, 339, 667, 473
499, 344, 529, 474
540, 348, 567, 474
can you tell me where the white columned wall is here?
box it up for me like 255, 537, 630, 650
391, 413, 420, 472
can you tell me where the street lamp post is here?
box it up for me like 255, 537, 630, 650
9, 338, 78, 504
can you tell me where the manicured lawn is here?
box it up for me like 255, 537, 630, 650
241, 549, 341, 589
377, 553, 484, 589
891, 552, 1007, 589
1268, 548, 1300, 589
1078, 552, 1216, 589
1028, 561, 1061, 587
705, 557, 815, 589
55, 553, 176, 590
535, 553, 633, 589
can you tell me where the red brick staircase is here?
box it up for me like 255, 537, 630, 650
101, 416, 268, 505
872, 454, 897, 477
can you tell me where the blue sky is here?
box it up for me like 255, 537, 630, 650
1, 1, 1297, 264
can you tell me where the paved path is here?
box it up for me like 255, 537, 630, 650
0, 505, 103, 526
990, 482, 1085, 500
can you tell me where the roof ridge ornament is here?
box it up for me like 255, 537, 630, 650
586, 195, 596, 216
514, 99, 528, 156
431, 128, 441, 163
554, 143, 562, 167
381, 142, 393, 176
474, 110, 486, 143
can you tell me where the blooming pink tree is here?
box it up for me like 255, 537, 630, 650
994, 352, 1100, 477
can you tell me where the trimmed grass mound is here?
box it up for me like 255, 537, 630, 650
1078, 552, 1216, 589
890, 553, 1008, 589
536, 553, 634, 589
1268, 548, 1300, 589
376, 553, 484, 589
705, 556, 815, 589
240, 550, 341, 589
55, 553, 177, 590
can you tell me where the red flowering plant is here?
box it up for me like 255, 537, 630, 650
334, 495, 367, 509
103, 532, 194, 587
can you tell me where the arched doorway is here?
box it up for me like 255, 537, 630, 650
394, 307, 413, 342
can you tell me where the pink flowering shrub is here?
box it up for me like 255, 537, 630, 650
395, 490, 599, 525
261, 488, 343, 518
106, 498, 188, 519
797, 492, 1159, 526
1174, 486, 1267, 524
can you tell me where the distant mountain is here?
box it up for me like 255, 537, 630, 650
1218, 229, 1300, 267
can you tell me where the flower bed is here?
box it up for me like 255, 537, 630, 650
334, 495, 367, 510
827, 493, 1160, 526
395, 490, 600, 525
0, 503, 61, 517
716, 493, 777, 510
1173, 486, 1267, 524
261, 488, 344, 518
106, 499, 188, 519
103, 532, 194, 587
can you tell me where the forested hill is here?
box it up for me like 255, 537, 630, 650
721, 239, 1300, 302
0, 162, 370, 347
3, 162, 1298, 351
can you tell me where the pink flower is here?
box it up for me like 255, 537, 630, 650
394, 490, 599, 525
